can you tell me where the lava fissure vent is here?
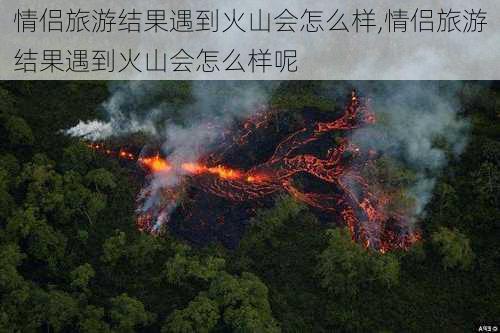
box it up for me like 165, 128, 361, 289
88, 91, 421, 252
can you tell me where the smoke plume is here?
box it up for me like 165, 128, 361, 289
74, 81, 277, 230
350, 82, 470, 219
65, 81, 168, 140
67, 81, 469, 235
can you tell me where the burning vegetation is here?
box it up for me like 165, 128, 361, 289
88, 91, 420, 253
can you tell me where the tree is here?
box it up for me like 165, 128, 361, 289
61, 143, 93, 174
32, 289, 79, 332
316, 228, 371, 295
0, 243, 26, 291
361, 156, 417, 216
70, 263, 95, 292
78, 305, 111, 333
435, 182, 459, 219
85, 168, 117, 193
101, 230, 127, 265
164, 243, 225, 285
0, 87, 15, 115
472, 162, 499, 207
6, 207, 67, 270
126, 233, 164, 267
0, 154, 19, 179
208, 272, 280, 333
61, 171, 107, 224
0, 167, 15, 220
163, 295, 220, 333
18, 157, 67, 222
316, 228, 400, 296
109, 293, 154, 333
480, 138, 500, 165
6, 206, 45, 239
239, 196, 305, 252
370, 253, 400, 287
0, 155, 19, 219
3, 115, 34, 146
16, 154, 110, 228
431, 227, 475, 270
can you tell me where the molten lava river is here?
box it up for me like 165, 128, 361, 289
89, 93, 420, 252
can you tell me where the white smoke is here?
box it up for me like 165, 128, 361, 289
152, 81, 277, 169
65, 81, 275, 143
129, 81, 276, 231
65, 81, 163, 140
67, 81, 468, 233
350, 82, 470, 218
65, 120, 114, 141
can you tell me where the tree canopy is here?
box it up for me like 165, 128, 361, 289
0, 81, 498, 332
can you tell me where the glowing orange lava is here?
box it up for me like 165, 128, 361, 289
87, 91, 420, 252
139, 155, 171, 173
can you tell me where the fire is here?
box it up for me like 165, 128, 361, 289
207, 165, 242, 180
139, 159, 261, 183
87, 91, 420, 253
246, 175, 268, 183
119, 150, 135, 160
139, 155, 171, 173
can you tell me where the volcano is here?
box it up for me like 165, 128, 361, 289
89, 92, 420, 252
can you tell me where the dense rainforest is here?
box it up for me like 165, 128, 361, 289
0, 81, 498, 332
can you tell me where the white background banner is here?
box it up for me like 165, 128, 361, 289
0, 0, 498, 80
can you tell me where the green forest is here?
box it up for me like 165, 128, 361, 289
0, 81, 498, 332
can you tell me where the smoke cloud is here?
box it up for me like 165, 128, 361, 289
160, 81, 275, 162
67, 81, 469, 233
75, 81, 277, 230
350, 82, 470, 218
65, 82, 165, 140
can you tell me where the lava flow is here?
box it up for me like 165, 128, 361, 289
88, 92, 420, 252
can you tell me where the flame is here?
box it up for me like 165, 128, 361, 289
119, 149, 135, 160
181, 163, 242, 180
246, 175, 268, 183
207, 165, 242, 180
139, 155, 171, 173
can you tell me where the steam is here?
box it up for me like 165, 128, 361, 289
351, 82, 470, 219
66, 120, 114, 141
66, 81, 469, 237
66, 80, 276, 231
65, 82, 164, 140
132, 82, 275, 231
161, 81, 274, 161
